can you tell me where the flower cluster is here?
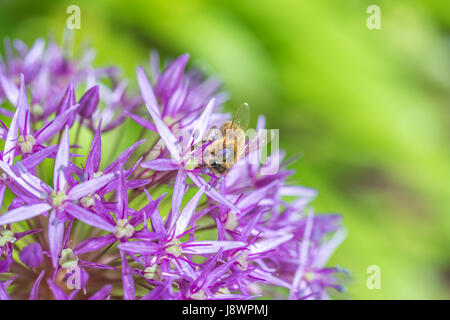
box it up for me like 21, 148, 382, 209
0, 38, 348, 300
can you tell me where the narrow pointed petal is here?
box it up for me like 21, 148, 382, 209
0, 281, 10, 300
188, 172, 240, 212
15, 229, 42, 241
103, 140, 145, 173
3, 102, 20, 165
280, 185, 317, 198
191, 98, 216, 145
156, 54, 189, 98
184, 241, 245, 255
141, 158, 178, 171
250, 234, 293, 254
173, 187, 204, 237
144, 190, 166, 234
29, 270, 45, 300
167, 79, 188, 115
131, 229, 163, 241
290, 210, 315, 299
170, 170, 186, 228
67, 172, 116, 200
47, 279, 68, 300
48, 210, 64, 268
54, 125, 70, 191
65, 202, 115, 232
120, 250, 135, 300
0, 126, 7, 140
74, 234, 116, 255
125, 111, 157, 132
18, 145, 58, 170
0, 185, 5, 209
0, 160, 50, 199
35, 104, 79, 144
88, 285, 112, 300
116, 167, 127, 219
3, 275, 17, 288
118, 241, 160, 254
313, 228, 347, 268
250, 269, 292, 289
146, 106, 182, 162
137, 66, 159, 115
85, 122, 102, 177
23, 38, 45, 69
0, 71, 18, 105
149, 50, 160, 81
79, 260, 116, 271
17, 74, 31, 136
0, 203, 51, 225
238, 181, 278, 211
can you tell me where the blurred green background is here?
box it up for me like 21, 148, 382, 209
0, 0, 449, 299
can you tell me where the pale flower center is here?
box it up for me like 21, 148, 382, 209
248, 283, 262, 295
304, 271, 315, 282
143, 265, 161, 280
216, 287, 231, 295
225, 212, 239, 231
59, 248, 79, 269
190, 290, 206, 300
183, 157, 198, 171
17, 135, 36, 154
163, 116, 176, 126
51, 190, 67, 207
233, 251, 249, 271
114, 219, 134, 239
166, 238, 183, 257
80, 194, 100, 208
31, 103, 43, 117
0, 230, 16, 247
93, 171, 103, 178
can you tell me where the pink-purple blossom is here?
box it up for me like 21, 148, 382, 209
0, 38, 348, 300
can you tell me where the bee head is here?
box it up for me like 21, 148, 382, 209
209, 158, 226, 175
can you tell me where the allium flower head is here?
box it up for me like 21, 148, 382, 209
0, 38, 347, 300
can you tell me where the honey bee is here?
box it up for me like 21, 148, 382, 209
202, 103, 250, 175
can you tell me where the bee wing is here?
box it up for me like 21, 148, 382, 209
244, 129, 275, 156
231, 102, 250, 130
281, 152, 303, 168
190, 126, 221, 154
202, 126, 221, 142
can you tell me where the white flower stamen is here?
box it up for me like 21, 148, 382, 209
166, 238, 183, 257
17, 135, 36, 154
114, 219, 134, 239
59, 248, 79, 269
51, 190, 67, 207
0, 230, 16, 247
80, 194, 100, 208
143, 265, 162, 280
190, 290, 206, 300
225, 212, 239, 231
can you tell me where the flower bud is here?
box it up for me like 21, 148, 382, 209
19, 243, 43, 268
79, 85, 99, 118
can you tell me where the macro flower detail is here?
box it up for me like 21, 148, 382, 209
0, 38, 347, 300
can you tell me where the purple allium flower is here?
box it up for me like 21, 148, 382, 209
0, 39, 347, 300
20, 243, 43, 268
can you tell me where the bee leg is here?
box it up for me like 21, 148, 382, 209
207, 175, 224, 191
